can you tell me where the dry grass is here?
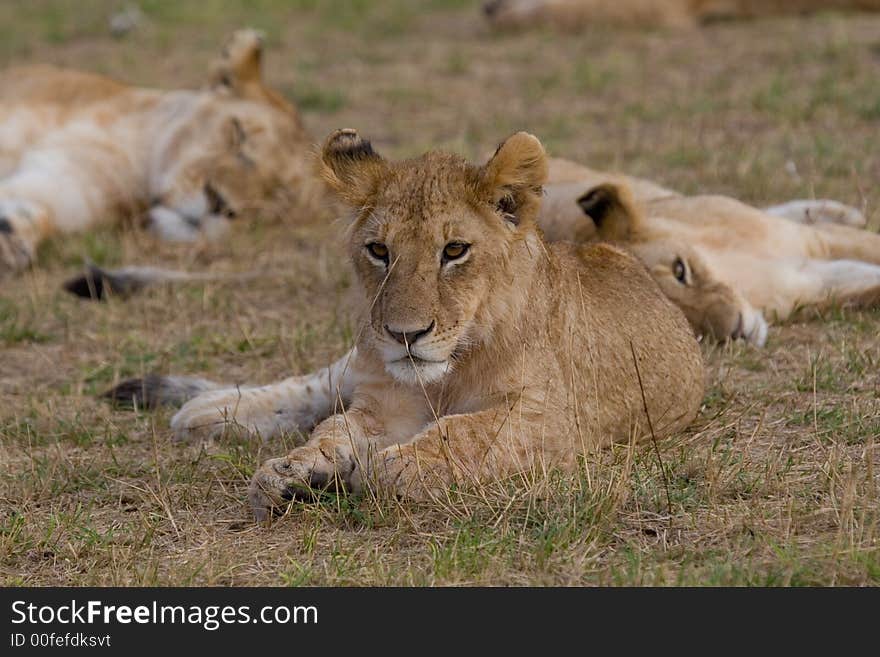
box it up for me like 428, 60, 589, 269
1, 0, 879, 585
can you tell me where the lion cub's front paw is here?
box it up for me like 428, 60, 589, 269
350, 446, 448, 503
248, 445, 353, 521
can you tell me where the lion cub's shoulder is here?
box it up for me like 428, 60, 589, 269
558, 240, 670, 306
574, 241, 650, 280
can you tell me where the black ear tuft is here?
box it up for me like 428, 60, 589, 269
577, 187, 614, 228
103, 376, 165, 409
319, 129, 387, 206
324, 129, 376, 162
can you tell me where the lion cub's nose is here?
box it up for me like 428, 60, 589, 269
385, 320, 435, 346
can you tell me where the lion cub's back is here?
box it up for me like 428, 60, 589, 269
564, 241, 704, 440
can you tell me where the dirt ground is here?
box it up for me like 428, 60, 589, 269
1, 1, 878, 585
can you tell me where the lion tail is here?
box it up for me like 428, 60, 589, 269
63, 264, 267, 301
103, 375, 223, 409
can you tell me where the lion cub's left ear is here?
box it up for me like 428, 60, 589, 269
318, 129, 388, 207
480, 132, 548, 226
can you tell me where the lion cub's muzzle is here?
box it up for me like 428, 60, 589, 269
376, 319, 455, 384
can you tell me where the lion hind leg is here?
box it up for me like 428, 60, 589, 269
813, 223, 880, 265
763, 200, 866, 228
797, 259, 880, 310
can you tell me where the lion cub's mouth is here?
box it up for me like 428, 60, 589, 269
391, 355, 447, 365
384, 354, 451, 385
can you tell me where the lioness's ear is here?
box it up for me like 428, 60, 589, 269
209, 29, 302, 121
319, 129, 387, 207
577, 183, 642, 241
480, 132, 548, 226
210, 29, 265, 95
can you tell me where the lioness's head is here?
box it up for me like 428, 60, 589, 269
578, 184, 768, 346
320, 129, 548, 384
148, 29, 313, 242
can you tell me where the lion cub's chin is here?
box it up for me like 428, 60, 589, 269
384, 358, 451, 386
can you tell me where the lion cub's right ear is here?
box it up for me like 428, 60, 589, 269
479, 132, 548, 227
577, 183, 643, 242
318, 129, 387, 207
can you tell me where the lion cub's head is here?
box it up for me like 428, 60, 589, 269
578, 183, 768, 347
320, 129, 548, 384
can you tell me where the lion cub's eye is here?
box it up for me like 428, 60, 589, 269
673, 257, 689, 284
442, 242, 470, 263
366, 242, 389, 264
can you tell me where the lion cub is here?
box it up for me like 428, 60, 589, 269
240, 130, 704, 518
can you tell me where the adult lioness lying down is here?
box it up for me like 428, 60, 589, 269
483, 0, 880, 30
542, 158, 880, 345
0, 29, 312, 276
110, 130, 705, 518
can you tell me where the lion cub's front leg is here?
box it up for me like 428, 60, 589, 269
358, 407, 554, 502
248, 412, 375, 520
249, 384, 431, 519
249, 401, 561, 517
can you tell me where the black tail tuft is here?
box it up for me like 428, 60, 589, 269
103, 375, 220, 409
63, 265, 146, 301
104, 376, 169, 409
64, 265, 109, 300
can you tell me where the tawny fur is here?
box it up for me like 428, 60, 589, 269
85, 150, 865, 349
149, 131, 704, 519
543, 157, 880, 338
0, 29, 314, 276
483, 0, 880, 30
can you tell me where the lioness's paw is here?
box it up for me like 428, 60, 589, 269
739, 309, 768, 348
0, 219, 34, 277
804, 200, 866, 228
170, 388, 281, 442
248, 445, 352, 521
